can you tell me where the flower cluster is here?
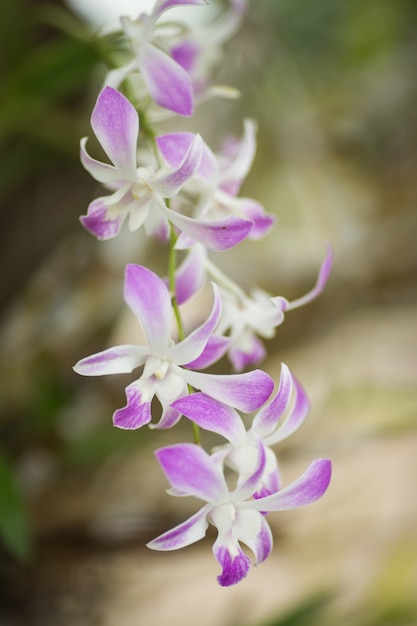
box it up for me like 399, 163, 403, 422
74, 0, 332, 586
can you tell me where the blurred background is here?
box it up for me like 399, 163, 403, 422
0, 0, 416, 624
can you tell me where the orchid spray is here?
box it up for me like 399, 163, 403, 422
74, 0, 333, 586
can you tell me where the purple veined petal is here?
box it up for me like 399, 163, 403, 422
254, 465, 281, 499
266, 377, 310, 446
233, 198, 276, 240
155, 443, 228, 502
138, 42, 193, 116
243, 459, 332, 513
147, 504, 210, 551
152, 0, 208, 21
80, 198, 125, 240
169, 211, 253, 251
220, 119, 257, 195
174, 245, 207, 305
171, 393, 246, 445
149, 134, 202, 197
168, 283, 221, 365
240, 514, 272, 564
80, 138, 121, 185
186, 335, 230, 370
213, 534, 251, 587
112, 381, 153, 430
228, 334, 266, 372
124, 264, 172, 354
73, 345, 148, 377
181, 368, 274, 413
274, 242, 334, 312
157, 132, 218, 180
90, 87, 139, 179
252, 363, 294, 438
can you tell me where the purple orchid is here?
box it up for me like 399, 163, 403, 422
147, 441, 331, 586
73, 264, 274, 430
106, 0, 209, 116
80, 86, 254, 249
156, 119, 276, 246
172, 363, 310, 497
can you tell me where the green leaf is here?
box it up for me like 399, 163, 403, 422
0, 452, 32, 561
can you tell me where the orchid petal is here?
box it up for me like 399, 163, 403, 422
274, 242, 333, 312
181, 369, 274, 413
213, 534, 251, 587
90, 87, 139, 179
124, 265, 172, 353
185, 335, 230, 370
171, 393, 246, 444
252, 363, 293, 438
235, 438, 267, 500
80, 198, 124, 240
244, 459, 332, 512
267, 377, 310, 445
240, 515, 273, 564
234, 198, 276, 240
168, 283, 221, 365
150, 134, 202, 197
174, 245, 207, 305
138, 42, 193, 116
112, 382, 153, 430
155, 443, 228, 502
147, 506, 210, 551
73, 345, 147, 376
170, 211, 253, 251
80, 138, 121, 185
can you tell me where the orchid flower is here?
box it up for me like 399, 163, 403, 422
168, 243, 333, 371
172, 363, 310, 497
106, 0, 210, 116
80, 86, 254, 249
156, 119, 276, 246
147, 441, 331, 586
73, 264, 274, 430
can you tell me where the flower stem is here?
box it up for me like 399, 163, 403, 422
168, 222, 184, 342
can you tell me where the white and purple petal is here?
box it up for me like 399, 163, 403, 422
185, 335, 230, 370
229, 334, 266, 372
173, 245, 207, 305
73, 344, 148, 377
90, 87, 139, 179
274, 243, 333, 312
168, 283, 221, 365
213, 534, 251, 587
252, 363, 294, 438
147, 505, 210, 551
80, 198, 124, 240
124, 265, 172, 354
181, 368, 274, 413
240, 514, 273, 564
169, 211, 253, 251
244, 458, 332, 512
112, 381, 153, 430
171, 393, 246, 444
152, 0, 208, 21
155, 443, 228, 502
138, 42, 193, 116
266, 377, 310, 445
